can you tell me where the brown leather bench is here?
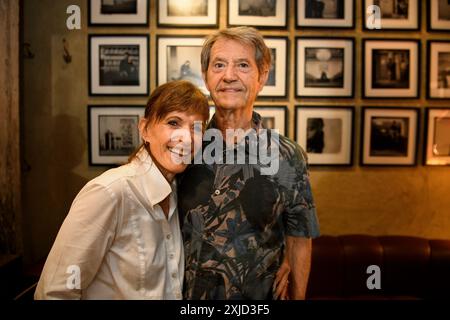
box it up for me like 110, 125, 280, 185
306, 235, 450, 299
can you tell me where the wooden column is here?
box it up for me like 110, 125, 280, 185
0, 0, 22, 255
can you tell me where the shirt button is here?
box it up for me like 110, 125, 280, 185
172, 272, 177, 278
166, 234, 171, 240
169, 253, 174, 259
214, 189, 220, 195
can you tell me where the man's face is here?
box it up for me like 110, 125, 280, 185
203, 38, 268, 112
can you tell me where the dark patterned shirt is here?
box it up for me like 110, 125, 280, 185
178, 112, 320, 300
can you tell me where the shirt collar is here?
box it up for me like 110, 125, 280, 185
207, 110, 264, 132
134, 147, 175, 210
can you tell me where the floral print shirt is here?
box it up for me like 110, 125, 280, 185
178, 112, 320, 300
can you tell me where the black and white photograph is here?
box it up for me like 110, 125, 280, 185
297, 0, 354, 28
99, 45, 140, 86
428, 0, 450, 31
424, 107, 450, 165
369, 117, 409, 157
296, 38, 354, 98
364, 0, 419, 30
260, 37, 288, 98
254, 106, 288, 136
295, 106, 354, 165
89, 0, 148, 26
372, 49, 410, 88
89, 35, 148, 96
305, 48, 344, 88
361, 107, 418, 165
89, 105, 145, 165
157, 36, 207, 95
363, 39, 419, 98
228, 0, 287, 27
428, 41, 450, 99
158, 0, 218, 27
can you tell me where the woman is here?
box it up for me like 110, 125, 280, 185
35, 80, 209, 299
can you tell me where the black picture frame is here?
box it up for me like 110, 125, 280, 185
88, 34, 149, 96
360, 106, 419, 166
363, 0, 420, 31
296, 0, 355, 29
295, 37, 355, 98
427, 0, 450, 32
157, 0, 218, 28
88, 105, 145, 166
424, 107, 450, 166
260, 37, 289, 99
254, 105, 288, 136
156, 35, 209, 95
88, 0, 149, 26
227, 0, 288, 28
362, 39, 420, 99
295, 105, 355, 166
427, 40, 450, 99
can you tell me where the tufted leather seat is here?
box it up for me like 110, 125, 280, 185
306, 235, 450, 300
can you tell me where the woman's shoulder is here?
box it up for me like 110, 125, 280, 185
87, 163, 136, 190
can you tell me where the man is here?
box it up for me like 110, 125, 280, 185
178, 27, 320, 300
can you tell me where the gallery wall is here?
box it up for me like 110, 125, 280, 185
21, 0, 450, 264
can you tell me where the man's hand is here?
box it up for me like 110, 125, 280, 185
273, 256, 290, 300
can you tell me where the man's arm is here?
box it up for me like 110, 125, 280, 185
286, 235, 312, 300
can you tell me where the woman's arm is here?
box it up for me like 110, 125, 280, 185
34, 183, 118, 299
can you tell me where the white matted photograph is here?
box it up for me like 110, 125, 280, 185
157, 0, 218, 27
428, 0, 450, 31
89, 0, 149, 26
297, 0, 354, 28
296, 37, 354, 98
295, 106, 354, 165
261, 37, 288, 98
157, 36, 208, 95
254, 106, 287, 136
228, 0, 287, 27
424, 107, 450, 165
361, 107, 419, 166
88, 105, 145, 165
364, 0, 419, 30
428, 41, 450, 99
89, 35, 149, 96
363, 39, 419, 98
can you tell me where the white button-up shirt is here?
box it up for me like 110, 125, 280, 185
35, 149, 184, 299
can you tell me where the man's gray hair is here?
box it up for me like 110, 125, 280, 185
200, 26, 271, 77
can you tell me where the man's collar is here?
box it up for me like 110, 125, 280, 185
207, 110, 264, 132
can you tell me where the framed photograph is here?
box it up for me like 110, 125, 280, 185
424, 107, 450, 165
361, 107, 419, 166
88, 0, 149, 26
89, 35, 149, 96
227, 0, 287, 28
88, 105, 145, 166
296, 37, 354, 98
297, 0, 355, 28
428, 0, 450, 31
363, 39, 420, 98
295, 106, 354, 166
427, 41, 450, 99
157, 36, 208, 95
254, 106, 288, 136
157, 0, 218, 27
363, 0, 419, 30
261, 37, 288, 98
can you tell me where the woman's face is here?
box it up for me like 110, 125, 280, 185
140, 111, 204, 182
